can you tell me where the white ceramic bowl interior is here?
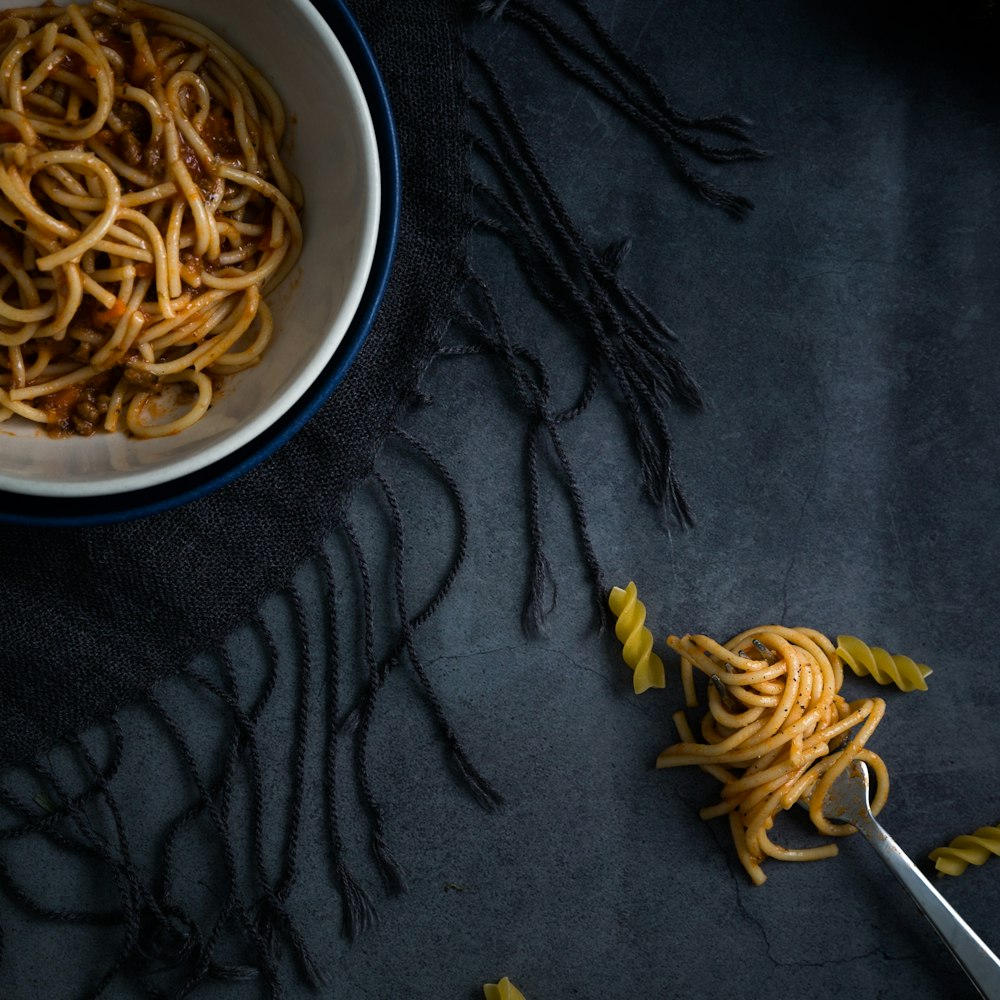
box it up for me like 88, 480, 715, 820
0, 0, 380, 497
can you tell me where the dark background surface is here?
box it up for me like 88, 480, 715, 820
3, 0, 1000, 996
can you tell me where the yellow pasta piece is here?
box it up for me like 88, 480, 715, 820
836, 635, 931, 692
484, 977, 527, 1000
929, 825, 1000, 877
608, 582, 665, 694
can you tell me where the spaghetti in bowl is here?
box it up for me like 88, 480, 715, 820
0, 0, 382, 497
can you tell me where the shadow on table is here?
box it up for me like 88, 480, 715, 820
809, 0, 999, 90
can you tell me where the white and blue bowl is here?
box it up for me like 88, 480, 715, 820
0, 0, 399, 526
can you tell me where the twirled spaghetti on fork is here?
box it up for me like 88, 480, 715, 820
660, 625, 889, 885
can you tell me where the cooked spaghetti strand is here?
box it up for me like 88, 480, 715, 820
659, 625, 889, 885
0, 0, 302, 436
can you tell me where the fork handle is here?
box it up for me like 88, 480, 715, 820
856, 811, 1000, 999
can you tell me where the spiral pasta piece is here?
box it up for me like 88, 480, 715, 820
835, 635, 931, 692
659, 625, 889, 885
484, 977, 526, 1000
608, 582, 665, 694
929, 825, 1000, 877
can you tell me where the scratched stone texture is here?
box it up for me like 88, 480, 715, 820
3, 0, 999, 997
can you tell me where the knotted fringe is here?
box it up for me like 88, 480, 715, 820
0, 4, 760, 995
0, 429, 492, 997
470, 0, 767, 217
318, 547, 378, 941
465, 50, 702, 523
443, 267, 609, 636
0, 712, 278, 998
336, 426, 499, 903
454, 5, 759, 631
374, 465, 503, 814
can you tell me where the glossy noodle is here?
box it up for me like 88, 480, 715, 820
660, 625, 889, 885
0, 0, 302, 436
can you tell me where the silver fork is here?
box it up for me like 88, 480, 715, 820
817, 760, 1000, 1000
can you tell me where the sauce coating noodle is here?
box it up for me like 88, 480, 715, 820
0, 0, 302, 436
660, 625, 889, 885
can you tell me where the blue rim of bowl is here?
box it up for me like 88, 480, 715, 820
0, 0, 400, 529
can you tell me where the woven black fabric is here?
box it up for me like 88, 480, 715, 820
0, 0, 467, 765
0, 1, 779, 993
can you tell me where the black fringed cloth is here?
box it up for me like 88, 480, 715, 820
0, 0, 469, 764
3, 0, 1000, 998
0, 0, 766, 991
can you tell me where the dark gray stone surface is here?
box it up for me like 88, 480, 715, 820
3, 0, 999, 997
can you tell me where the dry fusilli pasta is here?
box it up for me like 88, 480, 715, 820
929, 825, 1000, 876
484, 977, 526, 1000
608, 582, 665, 694
836, 635, 931, 692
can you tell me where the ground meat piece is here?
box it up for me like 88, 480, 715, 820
122, 366, 156, 390
70, 413, 96, 436
75, 399, 101, 423
120, 129, 143, 167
